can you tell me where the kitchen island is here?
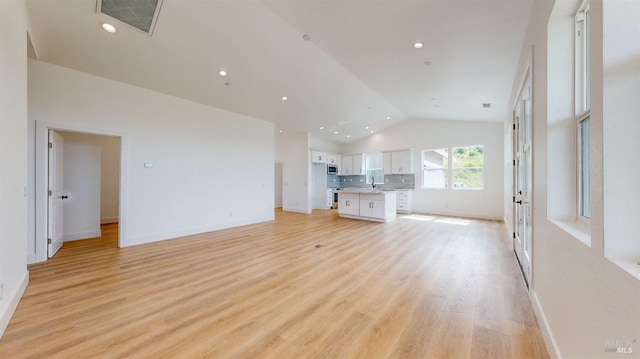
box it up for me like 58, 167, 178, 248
338, 189, 396, 222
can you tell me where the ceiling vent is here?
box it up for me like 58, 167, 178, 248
482, 103, 492, 109
97, 0, 163, 35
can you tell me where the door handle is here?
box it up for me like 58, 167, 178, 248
61, 195, 68, 199
515, 200, 522, 204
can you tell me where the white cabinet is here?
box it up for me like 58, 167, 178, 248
338, 192, 360, 216
327, 189, 334, 209
327, 154, 338, 165
383, 150, 414, 174
341, 155, 353, 175
353, 154, 365, 175
359, 194, 386, 219
396, 190, 413, 213
338, 191, 396, 222
341, 154, 365, 175
382, 152, 392, 174
311, 150, 327, 164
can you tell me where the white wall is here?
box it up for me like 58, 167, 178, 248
28, 60, 275, 252
0, 0, 29, 338
275, 130, 311, 213
309, 137, 344, 154
507, 0, 640, 357
100, 135, 120, 224
343, 119, 504, 219
59, 131, 102, 241
602, 0, 640, 273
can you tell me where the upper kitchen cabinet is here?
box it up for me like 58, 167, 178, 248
311, 150, 327, 164
327, 154, 339, 165
383, 150, 414, 174
342, 154, 365, 175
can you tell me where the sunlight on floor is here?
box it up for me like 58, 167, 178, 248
434, 218, 473, 226
402, 214, 437, 222
402, 214, 474, 226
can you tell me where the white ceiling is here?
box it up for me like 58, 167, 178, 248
26, 0, 532, 144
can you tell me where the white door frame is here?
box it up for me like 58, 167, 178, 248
35, 121, 128, 263
511, 54, 533, 287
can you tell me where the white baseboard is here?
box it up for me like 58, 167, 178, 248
0, 271, 29, 339
282, 207, 312, 214
530, 289, 562, 359
27, 252, 36, 264
124, 215, 275, 247
64, 229, 102, 241
101, 217, 119, 224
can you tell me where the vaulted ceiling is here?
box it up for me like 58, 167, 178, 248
26, 0, 532, 143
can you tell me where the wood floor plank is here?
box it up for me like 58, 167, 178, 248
0, 210, 549, 358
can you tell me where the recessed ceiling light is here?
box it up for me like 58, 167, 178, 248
386, 116, 391, 120
218, 70, 227, 77
319, 126, 325, 130
370, 130, 374, 134
413, 42, 424, 49
334, 131, 338, 135
101, 23, 117, 33
279, 130, 284, 133
346, 135, 351, 138
365, 126, 370, 130
281, 96, 288, 101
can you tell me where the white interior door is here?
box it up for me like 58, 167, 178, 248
513, 74, 532, 286
48, 130, 65, 257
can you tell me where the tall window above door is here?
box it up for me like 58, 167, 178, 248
576, 0, 591, 219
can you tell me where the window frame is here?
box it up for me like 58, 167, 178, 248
365, 153, 384, 185
451, 145, 485, 191
575, 0, 591, 221
422, 148, 449, 189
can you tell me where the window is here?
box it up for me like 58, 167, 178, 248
452, 145, 484, 190
365, 153, 384, 184
578, 115, 590, 218
422, 149, 448, 188
575, 0, 591, 219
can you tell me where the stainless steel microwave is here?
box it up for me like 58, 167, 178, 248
327, 165, 338, 175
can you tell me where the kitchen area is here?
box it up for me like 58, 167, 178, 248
311, 150, 415, 223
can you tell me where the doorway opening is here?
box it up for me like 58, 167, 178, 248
35, 122, 127, 262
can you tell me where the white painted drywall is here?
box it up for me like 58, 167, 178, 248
99, 135, 120, 224
309, 137, 344, 154
602, 0, 640, 271
506, 0, 640, 357
28, 60, 274, 251
311, 163, 328, 210
59, 131, 101, 241
0, 0, 29, 339
274, 162, 283, 208
342, 119, 504, 219
275, 130, 311, 213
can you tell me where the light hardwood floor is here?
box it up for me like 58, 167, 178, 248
0, 210, 549, 358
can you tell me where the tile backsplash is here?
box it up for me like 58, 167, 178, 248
331, 174, 415, 190
327, 175, 340, 188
